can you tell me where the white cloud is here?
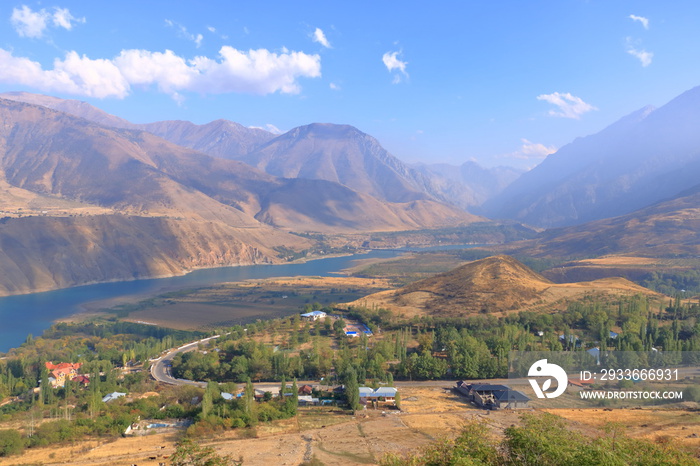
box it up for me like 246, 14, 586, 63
625, 38, 653, 67
0, 49, 129, 98
382, 51, 407, 73
52, 7, 85, 30
312, 28, 331, 48
629, 14, 649, 29
265, 124, 282, 134
329, 82, 340, 91
189, 46, 321, 95
517, 139, 557, 159
249, 124, 283, 134
0, 46, 321, 99
382, 50, 408, 83
11, 6, 49, 38
496, 139, 557, 167
627, 47, 653, 67
536, 92, 597, 119
10, 5, 84, 38
114, 49, 195, 95
165, 19, 203, 48
207, 26, 216, 33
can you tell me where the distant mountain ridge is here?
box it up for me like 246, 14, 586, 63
504, 181, 700, 259
483, 85, 700, 227
138, 119, 276, 160
413, 161, 524, 208
0, 92, 513, 211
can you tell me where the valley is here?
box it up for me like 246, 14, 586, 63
2, 83, 700, 466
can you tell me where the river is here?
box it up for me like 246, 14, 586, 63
0, 250, 409, 352
0, 244, 487, 352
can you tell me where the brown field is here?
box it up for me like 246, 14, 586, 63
69, 276, 393, 331
345, 278, 660, 320
575, 256, 663, 266
3, 386, 699, 465
344, 252, 467, 286
545, 407, 700, 451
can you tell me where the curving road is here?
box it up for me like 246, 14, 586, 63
149, 335, 220, 388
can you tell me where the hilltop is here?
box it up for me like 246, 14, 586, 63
347, 255, 660, 317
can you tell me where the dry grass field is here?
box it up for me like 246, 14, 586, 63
3, 386, 698, 465
545, 407, 700, 451
0, 386, 503, 466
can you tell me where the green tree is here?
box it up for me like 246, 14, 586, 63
201, 381, 218, 419
0, 429, 25, 457
343, 367, 360, 413
286, 379, 298, 416
171, 437, 240, 466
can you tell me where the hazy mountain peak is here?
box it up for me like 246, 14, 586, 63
482, 84, 700, 227
284, 122, 366, 140
0, 91, 133, 129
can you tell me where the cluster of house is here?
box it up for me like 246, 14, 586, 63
558, 330, 620, 348
455, 381, 530, 410
45, 362, 90, 389
217, 383, 399, 408
299, 310, 373, 338
220, 384, 335, 406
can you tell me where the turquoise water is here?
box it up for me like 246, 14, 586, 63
0, 250, 403, 352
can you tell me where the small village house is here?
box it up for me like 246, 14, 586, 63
358, 386, 398, 407
45, 362, 84, 388
455, 382, 529, 410
301, 310, 327, 321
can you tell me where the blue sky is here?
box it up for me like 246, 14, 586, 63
2, 1, 700, 169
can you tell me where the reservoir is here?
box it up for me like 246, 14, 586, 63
0, 250, 404, 352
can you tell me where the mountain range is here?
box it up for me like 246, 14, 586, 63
0, 96, 476, 295
0, 92, 515, 210
3, 84, 700, 296
482, 86, 700, 228
503, 182, 700, 260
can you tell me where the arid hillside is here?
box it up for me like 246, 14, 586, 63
507, 183, 700, 260
347, 255, 660, 317
0, 97, 478, 296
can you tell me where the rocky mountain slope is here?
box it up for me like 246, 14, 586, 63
241, 123, 445, 204
482, 85, 700, 227
1, 93, 509, 211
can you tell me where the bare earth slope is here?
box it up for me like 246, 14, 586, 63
348, 255, 659, 317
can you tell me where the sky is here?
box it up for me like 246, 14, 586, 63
2, 1, 700, 170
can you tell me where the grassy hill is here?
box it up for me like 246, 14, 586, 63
347, 255, 660, 318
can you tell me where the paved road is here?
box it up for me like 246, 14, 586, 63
149, 335, 220, 388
